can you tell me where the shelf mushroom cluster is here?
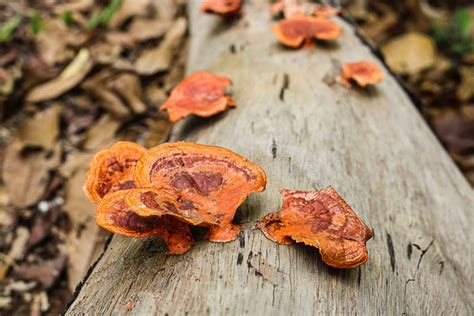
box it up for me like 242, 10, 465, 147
83, 141, 266, 254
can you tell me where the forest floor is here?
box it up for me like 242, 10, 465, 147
0, 0, 472, 315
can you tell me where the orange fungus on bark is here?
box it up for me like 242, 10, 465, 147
134, 142, 267, 242
258, 187, 373, 268
200, 0, 242, 16
340, 61, 384, 88
272, 16, 341, 48
160, 71, 236, 123
96, 189, 194, 254
83, 141, 146, 204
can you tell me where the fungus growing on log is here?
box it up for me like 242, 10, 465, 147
124, 187, 220, 227
200, 0, 241, 16
134, 142, 267, 242
340, 61, 384, 88
258, 187, 373, 268
83, 141, 146, 204
272, 16, 341, 48
96, 189, 194, 254
160, 71, 236, 123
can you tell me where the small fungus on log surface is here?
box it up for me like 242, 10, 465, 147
258, 187, 373, 268
83, 141, 146, 204
271, 1, 340, 19
96, 189, 194, 254
134, 142, 267, 242
340, 61, 385, 88
160, 71, 236, 123
200, 0, 242, 16
272, 16, 341, 48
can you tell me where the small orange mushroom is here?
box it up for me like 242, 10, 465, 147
96, 189, 194, 254
313, 5, 340, 18
134, 142, 267, 242
83, 141, 146, 204
340, 61, 384, 88
160, 71, 236, 123
200, 0, 241, 16
272, 16, 342, 48
258, 187, 373, 268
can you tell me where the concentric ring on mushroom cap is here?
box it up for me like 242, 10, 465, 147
160, 71, 236, 123
96, 188, 194, 255
258, 187, 373, 268
272, 16, 342, 48
134, 142, 267, 242
83, 141, 146, 204
341, 61, 385, 87
200, 0, 242, 16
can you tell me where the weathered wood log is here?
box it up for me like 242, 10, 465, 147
66, 1, 473, 314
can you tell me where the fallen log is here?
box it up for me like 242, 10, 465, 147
66, 1, 473, 314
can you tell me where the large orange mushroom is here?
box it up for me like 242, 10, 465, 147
134, 142, 267, 242
200, 0, 242, 16
160, 71, 236, 123
340, 61, 384, 88
96, 189, 194, 254
83, 141, 146, 204
272, 16, 341, 48
258, 187, 373, 268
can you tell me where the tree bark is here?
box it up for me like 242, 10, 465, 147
66, 1, 473, 314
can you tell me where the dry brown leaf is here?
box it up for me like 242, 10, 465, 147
457, 66, 474, 102
82, 114, 121, 151
109, 73, 146, 114
381, 32, 436, 75
143, 118, 171, 148
104, 32, 136, 48
109, 0, 151, 29
14, 255, 67, 289
2, 141, 61, 208
18, 104, 61, 149
152, 0, 178, 21
0, 227, 29, 280
53, 0, 94, 14
90, 41, 122, 65
35, 20, 75, 67
60, 154, 104, 291
145, 81, 168, 106
26, 49, 93, 103
134, 17, 187, 75
82, 70, 130, 118
127, 18, 171, 42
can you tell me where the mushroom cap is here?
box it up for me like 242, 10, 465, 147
200, 0, 241, 16
259, 187, 373, 268
96, 188, 194, 254
342, 61, 384, 87
134, 142, 267, 242
83, 141, 146, 204
160, 71, 236, 123
272, 16, 342, 48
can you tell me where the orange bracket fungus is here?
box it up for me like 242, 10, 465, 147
83, 141, 146, 204
272, 16, 342, 48
258, 187, 373, 268
339, 61, 384, 88
160, 71, 236, 123
96, 189, 194, 254
134, 142, 267, 242
200, 0, 242, 16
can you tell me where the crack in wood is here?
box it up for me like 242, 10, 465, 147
279, 73, 289, 102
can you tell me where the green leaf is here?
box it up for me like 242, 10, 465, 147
452, 8, 471, 38
0, 15, 21, 42
30, 10, 42, 35
87, 13, 100, 30
99, 0, 121, 26
60, 11, 74, 26
87, 0, 121, 30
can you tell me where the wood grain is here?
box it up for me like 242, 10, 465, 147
66, 1, 473, 314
